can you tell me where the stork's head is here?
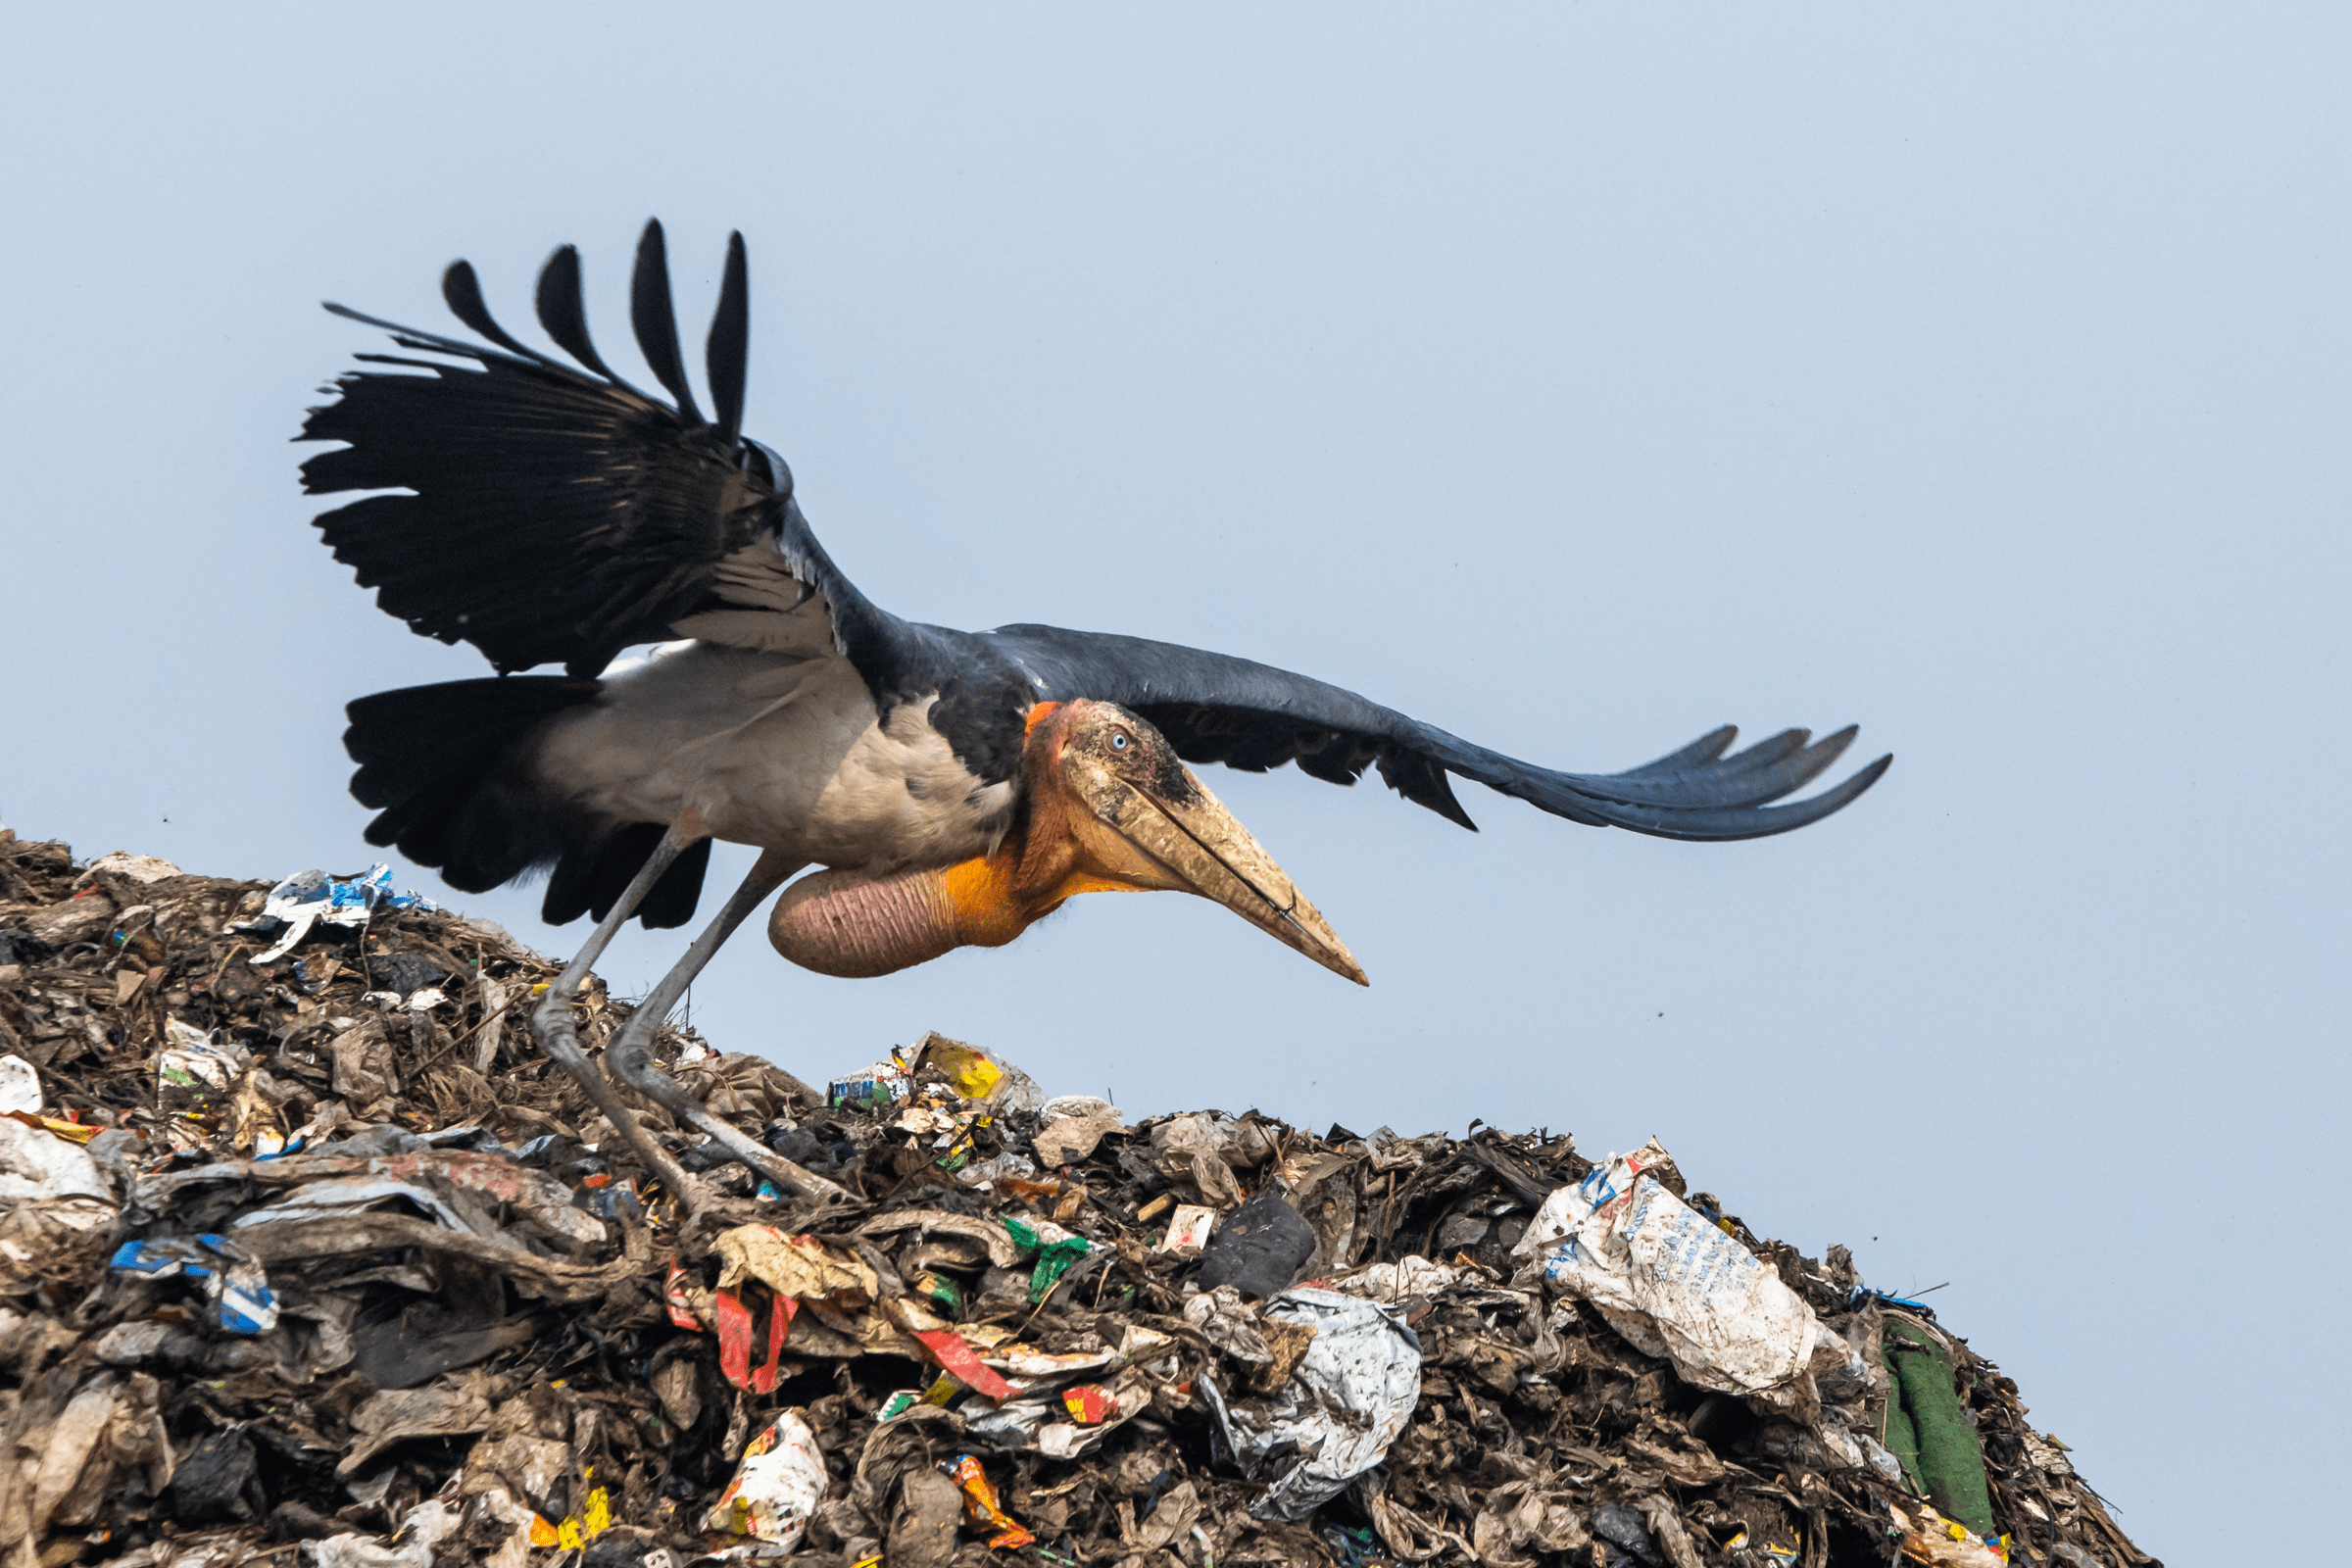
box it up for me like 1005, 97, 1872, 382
769, 700, 1367, 984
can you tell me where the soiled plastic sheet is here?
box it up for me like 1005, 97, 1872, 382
0, 1113, 111, 1204
1200, 1287, 1423, 1521
1033, 1094, 1122, 1166
1516, 1138, 1824, 1399
307, 1500, 458, 1568
110, 1235, 277, 1334
0, 1054, 38, 1114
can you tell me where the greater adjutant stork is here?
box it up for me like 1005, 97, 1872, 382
302, 221, 1888, 1207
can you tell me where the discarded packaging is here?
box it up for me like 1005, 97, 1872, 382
1156, 1201, 1216, 1254
948, 1453, 1035, 1549
1200, 1287, 1424, 1520
1517, 1136, 1824, 1399
704, 1410, 828, 1549
234, 863, 437, 964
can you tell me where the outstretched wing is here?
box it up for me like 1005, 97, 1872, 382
982, 625, 1889, 841
299, 220, 902, 680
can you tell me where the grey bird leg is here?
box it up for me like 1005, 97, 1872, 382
598, 850, 852, 1205
529, 822, 706, 1207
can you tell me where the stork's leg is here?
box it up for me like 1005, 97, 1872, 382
597, 851, 852, 1205
529, 822, 708, 1206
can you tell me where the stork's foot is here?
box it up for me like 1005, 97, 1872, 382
596, 851, 851, 1210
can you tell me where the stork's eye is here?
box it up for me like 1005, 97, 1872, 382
1110, 731, 1130, 751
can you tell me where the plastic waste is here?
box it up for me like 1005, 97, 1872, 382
1003, 1212, 1092, 1300
0, 1112, 111, 1205
0, 1054, 38, 1114
110, 1234, 278, 1334
1192, 1187, 1315, 1298
158, 1017, 245, 1094
1200, 1287, 1423, 1520
1157, 1202, 1216, 1254
828, 1057, 910, 1110
234, 863, 437, 964
1886, 1317, 1997, 1535
1033, 1094, 1122, 1165
947, 1454, 1035, 1549
308, 1499, 458, 1568
1515, 1137, 1824, 1399
704, 1410, 828, 1550
915, 1033, 1045, 1112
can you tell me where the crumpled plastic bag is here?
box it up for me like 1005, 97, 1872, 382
234, 864, 437, 965
914, 1034, 1044, 1112
0, 1054, 40, 1114
0, 1114, 111, 1205
1149, 1112, 1276, 1208
704, 1409, 828, 1548
1033, 1095, 1122, 1166
308, 1499, 459, 1568
1200, 1286, 1422, 1520
1514, 1139, 1823, 1399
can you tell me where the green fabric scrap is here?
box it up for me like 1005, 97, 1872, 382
1002, 1214, 1093, 1302
1885, 1322, 1993, 1536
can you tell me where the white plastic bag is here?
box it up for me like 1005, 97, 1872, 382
1515, 1140, 1821, 1398
704, 1409, 827, 1549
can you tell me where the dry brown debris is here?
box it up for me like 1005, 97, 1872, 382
0, 833, 2156, 1568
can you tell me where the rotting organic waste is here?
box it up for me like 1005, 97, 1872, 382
0, 832, 2157, 1568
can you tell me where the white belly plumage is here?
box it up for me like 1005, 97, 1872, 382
533, 644, 1018, 873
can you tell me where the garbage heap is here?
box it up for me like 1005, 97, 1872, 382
0, 832, 2156, 1568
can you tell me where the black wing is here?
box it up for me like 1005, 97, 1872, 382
982, 625, 1888, 841
299, 220, 903, 680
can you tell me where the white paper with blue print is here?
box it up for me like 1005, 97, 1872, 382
1513, 1137, 1821, 1397
234, 863, 438, 963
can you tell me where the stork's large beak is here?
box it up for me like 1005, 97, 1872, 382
1081, 767, 1370, 987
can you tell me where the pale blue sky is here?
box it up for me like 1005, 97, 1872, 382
6, 7, 2346, 1557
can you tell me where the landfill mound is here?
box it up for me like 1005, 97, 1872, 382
0, 831, 2154, 1568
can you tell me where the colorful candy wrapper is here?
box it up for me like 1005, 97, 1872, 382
1062, 1384, 1118, 1424
705, 1411, 827, 1548
948, 1454, 1035, 1549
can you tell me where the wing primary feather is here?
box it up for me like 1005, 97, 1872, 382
630, 219, 705, 425
707, 231, 750, 444
1609, 724, 1739, 779
1376, 747, 1480, 831
440, 260, 558, 366
1595, 752, 1892, 841
533, 244, 621, 380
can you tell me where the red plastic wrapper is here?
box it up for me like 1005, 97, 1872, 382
1062, 1383, 1118, 1424
913, 1327, 1017, 1400
714, 1284, 796, 1395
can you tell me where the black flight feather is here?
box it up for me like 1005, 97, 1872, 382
439, 260, 555, 367
707, 231, 751, 444
533, 244, 621, 381
310, 221, 1888, 913
630, 220, 704, 425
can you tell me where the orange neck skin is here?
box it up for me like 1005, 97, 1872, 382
948, 702, 1147, 942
